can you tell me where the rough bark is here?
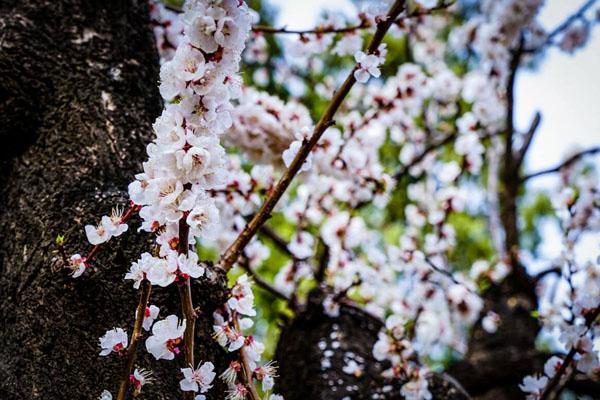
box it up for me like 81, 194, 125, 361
275, 289, 471, 400
0, 1, 231, 398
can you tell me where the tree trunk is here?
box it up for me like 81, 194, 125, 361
276, 289, 471, 400
0, 1, 231, 398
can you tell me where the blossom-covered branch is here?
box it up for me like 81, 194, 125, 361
219, 0, 407, 272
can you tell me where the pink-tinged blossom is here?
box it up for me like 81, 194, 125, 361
559, 20, 590, 53
99, 390, 112, 400
69, 254, 87, 278
129, 368, 152, 396
255, 361, 278, 391
180, 361, 216, 393
323, 295, 340, 318
243, 335, 265, 364
99, 328, 128, 356
220, 360, 242, 384
519, 375, 548, 399
227, 274, 256, 316
168, 251, 204, 279
146, 315, 186, 360
283, 140, 313, 172
481, 311, 500, 334
85, 211, 128, 245
145, 254, 178, 287
400, 372, 431, 400
213, 313, 245, 351
141, 305, 160, 331
353, 51, 381, 83
543, 356, 563, 378
226, 383, 248, 400
289, 231, 315, 259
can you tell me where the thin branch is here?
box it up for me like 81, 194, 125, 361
253, 22, 368, 35
239, 257, 290, 302
116, 280, 152, 400
177, 217, 196, 400
218, 0, 408, 272
523, 0, 598, 53
521, 146, 600, 181
258, 225, 293, 257
533, 266, 561, 283
394, 133, 457, 180
541, 306, 600, 399
514, 111, 542, 168
252, 2, 453, 35
232, 316, 261, 400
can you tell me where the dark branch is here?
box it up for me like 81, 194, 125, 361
541, 306, 600, 399
514, 111, 542, 168
259, 225, 294, 257
252, 2, 454, 35
523, 0, 598, 53
521, 146, 600, 181
239, 257, 290, 302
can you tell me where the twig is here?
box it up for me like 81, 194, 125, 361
523, 0, 598, 53
252, 2, 452, 35
540, 306, 600, 399
239, 257, 290, 302
258, 225, 293, 257
232, 316, 261, 400
116, 280, 152, 400
514, 111, 542, 168
253, 22, 368, 35
218, 0, 408, 272
177, 217, 196, 400
394, 133, 457, 180
521, 146, 600, 182
533, 266, 561, 283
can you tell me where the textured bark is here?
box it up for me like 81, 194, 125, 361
275, 289, 471, 400
0, 1, 231, 398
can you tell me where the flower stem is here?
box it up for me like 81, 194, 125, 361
116, 279, 151, 400
233, 316, 261, 400
177, 217, 196, 400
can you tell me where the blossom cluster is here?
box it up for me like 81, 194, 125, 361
88, 0, 256, 398
213, 274, 283, 398
521, 161, 600, 399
